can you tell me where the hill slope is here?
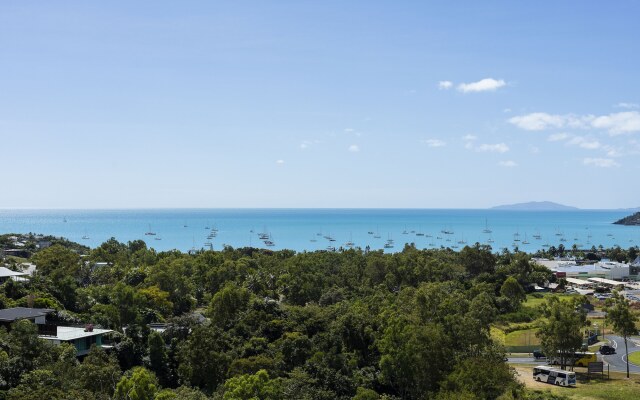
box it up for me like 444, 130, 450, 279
613, 212, 640, 225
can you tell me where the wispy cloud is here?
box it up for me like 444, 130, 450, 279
348, 144, 360, 152
276, 159, 285, 165
462, 135, 477, 149
510, 111, 640, 135
300, 139, 321, 149
498, 160, 518, 167
615, 102, 639, 109
509, 113, 590, 131
566, 136, 601, 150
457, 78, 506, 93
438, 81, 453, 90
477, 143, 509, 153
421, 139, 446, 148
344, 128, 362, 137
583, 158, 620, 168
547, 133, 571, 142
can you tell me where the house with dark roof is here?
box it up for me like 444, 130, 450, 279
0, 307, 54, 327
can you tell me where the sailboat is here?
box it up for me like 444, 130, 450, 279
522, 233, 530, 245
81, 230, 89, 240
482, 218, 492, 233
384, 233, 394, 248
373, 226, 381, 239
345, 233, 355, 247
264, 233, 275, 247
145, 224, 156, 236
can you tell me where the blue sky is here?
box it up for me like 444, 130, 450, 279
1, 1, 639, 209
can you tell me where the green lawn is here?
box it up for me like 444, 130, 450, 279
629, 351, 640, 366
505, 328, 540, 346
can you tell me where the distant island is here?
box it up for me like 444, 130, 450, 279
491, 201, 579, 211
613, 212, 640, 226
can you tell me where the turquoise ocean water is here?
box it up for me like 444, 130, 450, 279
0, 209, 638, 253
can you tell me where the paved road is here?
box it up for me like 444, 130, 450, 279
507, 336, 640, 374
601, 335, 640, 374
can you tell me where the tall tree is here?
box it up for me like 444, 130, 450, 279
536, 297, 588, 369
605, 291, 639, 378
500, 276, 526, 312
114, 367, 158, 400
147, 331, 170, 386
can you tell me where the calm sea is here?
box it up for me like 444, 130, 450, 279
0, 209, 638, 253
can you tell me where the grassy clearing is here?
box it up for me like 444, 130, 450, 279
505, 328, 540, 346
515, 365, 640, 400
524, 293, 580, 309
628, 351, 640, 366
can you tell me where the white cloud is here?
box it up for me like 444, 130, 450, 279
348, 144, 360, 152
503, 108, 512, 113
498, 160, 518, 167
615, 102, 639, 109
529, 146, 540, 154
462, 134, 477, 141
591, 111, 640, 135
510, 111, 640, 135
421, 139, 446, 148
566, 136, 601, 150
583, 158, 620, 168
438, 81, 453, 90
457, 78, 506, 93
276, 159, 285, 165
547, 132, 571, 142
344, 128, 355, 133
477, 143, 509, 153
509, 113, 569, 130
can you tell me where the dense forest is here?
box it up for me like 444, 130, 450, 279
0, 237, 609, 399
614, 212, 640, 226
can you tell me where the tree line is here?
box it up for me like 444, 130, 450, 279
0, 238, 635, 399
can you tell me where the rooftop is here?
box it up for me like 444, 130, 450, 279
566, 277, 593, 286
0, 267, 28, 278
39, 326, 113, 341
0, 307, 54, 322
587, 277, 625, 286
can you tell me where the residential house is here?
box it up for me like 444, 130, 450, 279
0, 307, 113, 356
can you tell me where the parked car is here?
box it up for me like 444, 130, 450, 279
533, 349, 546, 359
599, 345, 616, 355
